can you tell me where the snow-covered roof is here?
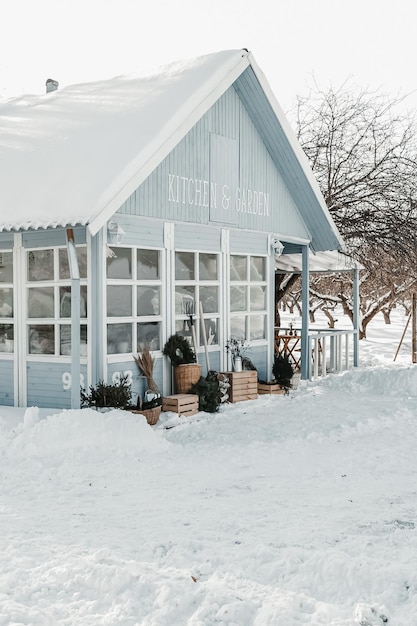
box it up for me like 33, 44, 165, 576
0, 49, 343, 249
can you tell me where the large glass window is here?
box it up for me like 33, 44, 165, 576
229, 254, 267, 341
0, 251, 14, 353
174, 251, 220, 347
106, 247, 163, 354
26, 246, 88, 356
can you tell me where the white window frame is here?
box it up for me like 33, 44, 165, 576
106, 245, 165, 361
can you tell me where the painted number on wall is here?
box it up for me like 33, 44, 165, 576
112, 370, 133, 385
62, 370, 133, 391
62, 372, 85, 391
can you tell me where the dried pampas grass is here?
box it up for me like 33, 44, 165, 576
133, 345, 159, 393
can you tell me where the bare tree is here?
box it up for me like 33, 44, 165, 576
294, 83, 417, 256
286, 82, 417, 335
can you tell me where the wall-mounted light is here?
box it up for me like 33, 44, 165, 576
107, 220, 125, 245
271, 238, 284, 257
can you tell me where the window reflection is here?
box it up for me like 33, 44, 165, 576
107, 286, 132, 317
199, 286, 218, 314
250, 286, 266, 311
0, 324, 13, 352
230, 317, 246, 340
203, 318, 218, 346
250, 256, 265, 281
107, 323, 132, 354
250, 315, 266, 340
59, 286, 87, 317
106, 248, 132, 279
0, 288, 13, 317
137, 322, 160, 351
28, 287, 54, 318
29, 325, 55, 354
60, 325, 88, 356
175, 251, 194, 280
27, 250, 54, 281
0, 252, 13, 283
199, 253, 217, 280
175, 286, 195, 315
137, 286, 159, 316
137, 249, 159, 280
230, 256, 246, 281
230, 286, 246, 311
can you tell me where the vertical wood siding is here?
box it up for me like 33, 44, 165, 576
118, 86, 310, 241
0, 361, 14, 405
26, 362, 88, 409
22, 227, 87, 249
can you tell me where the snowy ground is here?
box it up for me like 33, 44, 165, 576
1, 310, 417, 625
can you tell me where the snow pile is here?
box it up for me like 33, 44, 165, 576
1, 312, 417, 624
6, 407, 169, 461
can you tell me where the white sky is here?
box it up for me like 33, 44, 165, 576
1, 0, 416, 112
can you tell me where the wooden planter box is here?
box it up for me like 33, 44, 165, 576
162, 394, 199, 417
221, 371, 258, 403
258, 382, 286, 395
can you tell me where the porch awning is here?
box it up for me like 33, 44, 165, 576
275, 250, 363, 273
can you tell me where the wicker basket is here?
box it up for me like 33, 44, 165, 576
130, 405, 161, 426
174, 363, 202, 393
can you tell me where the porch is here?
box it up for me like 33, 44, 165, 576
274, 326, 358, 380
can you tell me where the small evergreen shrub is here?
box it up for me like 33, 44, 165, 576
190, 371, 222, 413
272, 353, 294, 391
80, 374, 132, 409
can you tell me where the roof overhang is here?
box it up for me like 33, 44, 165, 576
275, 250, 363, 273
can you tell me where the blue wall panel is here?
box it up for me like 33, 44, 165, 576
112, 216, 165, 248
27, 362, 88, 409
107, 358, 164, 408
0, 360, 14, 405
174, 223, 222, 252
23, 227, 87, 249
229, 230, 268, 255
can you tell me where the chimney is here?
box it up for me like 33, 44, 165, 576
45, 78, 59, 93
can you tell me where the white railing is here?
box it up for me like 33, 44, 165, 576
274, 327, 357, 380
307, 329, 356, 379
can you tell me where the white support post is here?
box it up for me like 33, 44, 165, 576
322, 337, 327, 377
313, 338, 319, 379
66, 229, 81, 410
301, 245, 310, 380
353, 268, 360, 367
337, 334, 342, 372
344, 333, 349, 370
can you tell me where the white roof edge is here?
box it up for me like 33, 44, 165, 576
276, 249, 363, 273
88, 50, 251, 236
245, 52, 344, 248
272, 232, 311, 246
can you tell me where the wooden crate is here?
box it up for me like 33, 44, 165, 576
258, 382, 286, 395
162, 394, 199, 416
221, 371, 258, 403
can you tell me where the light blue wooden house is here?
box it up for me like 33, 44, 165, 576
0, 49, 352, 409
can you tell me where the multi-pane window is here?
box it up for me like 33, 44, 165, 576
0, 251, 14, 353
106, 247, 162, 354
26, 247, 88, 356
229, 254, 267, 341
174, 251, 220, 346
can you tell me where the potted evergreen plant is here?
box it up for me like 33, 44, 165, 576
163, 333, 201, 393
258, 352, 294, 395
80, 374, 133, 409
